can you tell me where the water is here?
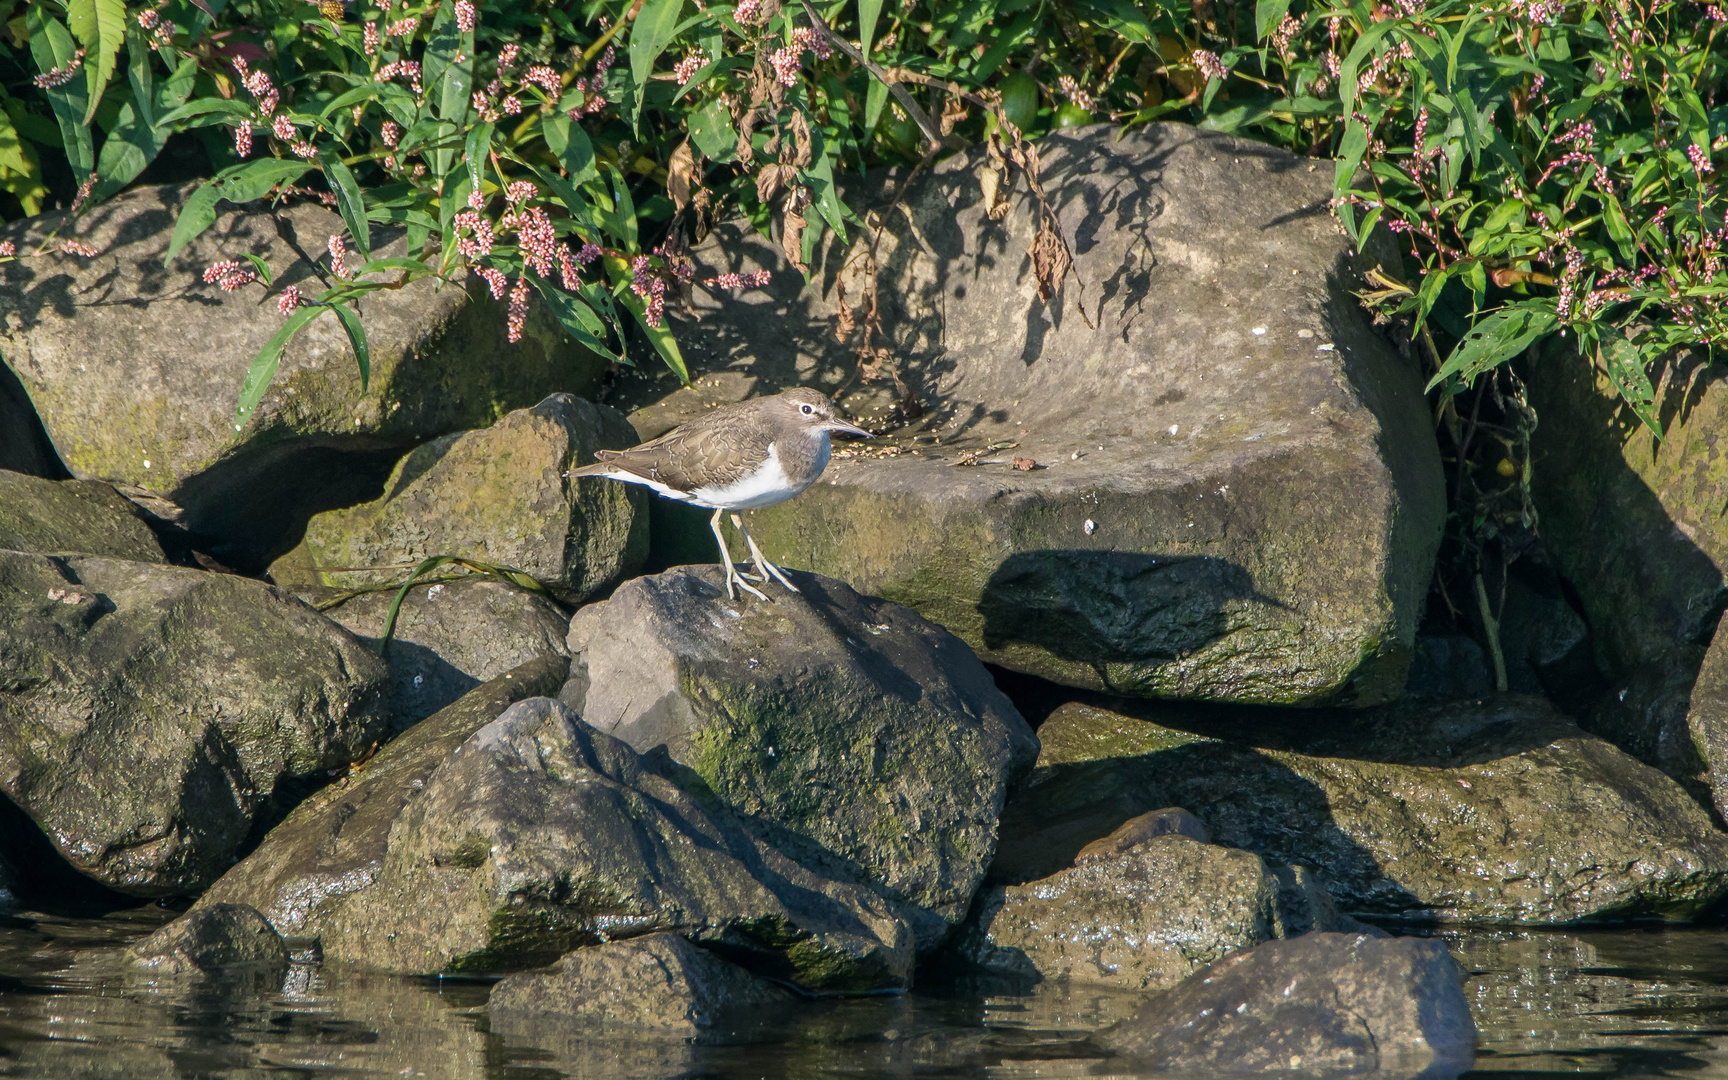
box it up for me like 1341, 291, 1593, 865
7, 906, 1728, 1079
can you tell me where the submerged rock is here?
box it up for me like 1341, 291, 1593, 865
997, 696, 1728, 922
655, 123, 1442, 706
960, 834, 1280, 991
125, 903, 289, 976
562, 564, 1038, 948
489, 934, 795, 1039
274, 394, 646, 605
303, 579, 571, 731
0, 183, 607, 569
1095, 933, 1476, 1076
0, 471, 166, 562
0, 552, 390, 895
200, 690, 913, 989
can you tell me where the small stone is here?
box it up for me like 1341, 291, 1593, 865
125, 903, 289, 976
1013, 456, 1036, 471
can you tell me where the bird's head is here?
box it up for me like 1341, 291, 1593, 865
779, 387, 873, 439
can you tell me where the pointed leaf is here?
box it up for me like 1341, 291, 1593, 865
331, 303, 371, 393
1425, 304, 1557, 391
628, 0, 685, 125
1255, 0, 1293, 40
67, 0, 125, 126
859, 0, 884, 55
234, 305, 326, 429
26, 7, 94, 184
1601, 333, 1661, 439
528, 273, 622, 362
464, 120, 493, 206
164, 181, 222, 265
322, 151, 371, 262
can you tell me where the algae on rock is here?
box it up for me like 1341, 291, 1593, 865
0, 472, 166, 562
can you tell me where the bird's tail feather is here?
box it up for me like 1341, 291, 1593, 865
563, 461, 614, 478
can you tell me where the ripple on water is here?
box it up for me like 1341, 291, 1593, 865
10, 908, 1728, 1079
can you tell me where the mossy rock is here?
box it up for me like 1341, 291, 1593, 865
275, 394, 647, 605
0, 552, 390, 895
997, 695, 1728, 923
0, 471, 165, 561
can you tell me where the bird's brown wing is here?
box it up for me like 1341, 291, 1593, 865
572, 400, 775, 492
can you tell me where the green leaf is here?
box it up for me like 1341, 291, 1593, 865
859, 0, 884, 56
463, 120, 493, 206
423, 0, 472, 181
864, 77, 889, 138
1255, 0, 1293, 40
807, 128, 847, 241
1339, 19, 1397, 118
1414, 262, 1458, 331
1425, 304, 1558, 391
623, 292, 687, 381
154, 96, 254, 127
95, 51, 193, 200
353, 256, 434, 277
1600, 333, 1661, 438
234, 305, 326, 429
1602, 189, 1636, 263
318, 83, 388, 120
331, 302, 371, 393
628, 0, 685, 125
66, 0, 125, 126
528, 272, 622, 362
322, 151, 371, 262
164, 182, 223, 266
604, 163, 638, 249
26, 7, 94, 184
240, 252, 272, 287
687, 97, 737, 162
542, 115, 599, 181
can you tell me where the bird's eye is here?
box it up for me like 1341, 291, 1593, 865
800, 403, 815, 415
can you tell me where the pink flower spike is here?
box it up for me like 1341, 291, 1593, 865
234, 123, 253, 158
1191, 49, 1229, 82
202, 259, 255, 290
278, 285, 304, 315
328, 234, 350, 279
476, 266, 509, 299
507, 276, 530, 342
455, 0, 477, 32
364, 20, 381, 54
0, 241, 16, 258
34, 47, 85, 90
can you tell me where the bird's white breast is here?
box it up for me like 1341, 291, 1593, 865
689, 441, 819, 510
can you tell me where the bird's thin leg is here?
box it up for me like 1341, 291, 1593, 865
732, 513, 800, 594
711, 507, 768, 602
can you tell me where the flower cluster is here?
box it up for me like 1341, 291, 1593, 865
0, 241, 15, 258
203, 260, 257, 291
1056, 74, 1095, 111
385, 16, 418, 37
454, 210, 495, 258
735, 0, 762, 23
328, 235, 350, 279
703, 269, 773, 290
364, 20, 381, 55
277, 285, 305, 315
455, 0, 477, 32
376, 60, 423, 95
34, 48, 85, 90
674, 51, 707, 84
631, 255, 667, 326
1191, 50, 1229, 82
475, 266, 508, 298
507, 276, 530, 342
1690, 143, 1715, 175
235, 59, 280, 116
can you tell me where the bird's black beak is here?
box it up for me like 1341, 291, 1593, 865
824, 420, 874, 439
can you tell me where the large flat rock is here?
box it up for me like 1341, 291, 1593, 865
0, 552, 390, 895
0, 183, 607, 569
0, 471, 166, 561
998, 695, 1728, 922
630, 123, 1443, 706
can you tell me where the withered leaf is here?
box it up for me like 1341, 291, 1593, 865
667, 140, 696, 215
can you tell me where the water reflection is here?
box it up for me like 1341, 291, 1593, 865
11, 908, 1728, 1078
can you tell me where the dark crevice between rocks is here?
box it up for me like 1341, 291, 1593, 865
0, 361, 69, 481
0, 792, 144, 917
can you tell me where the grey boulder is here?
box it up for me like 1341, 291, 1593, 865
273, 394, 646, 605
960, 834, 1282, 991
1095, 933, 1476, 1076
0, 552, 390, 895
999, 696, 1728, 922
303, 578, 571, 731
0, 471, 166, 561
202, 691, 913, 989
562, 564, 1038, 948
659, 123, 1443, 706
125, 902, 289, 976
489, 933, 794, 1040
0, 183, 607, 568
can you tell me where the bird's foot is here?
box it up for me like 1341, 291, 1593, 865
732, 514, 801, 594
724, 563, 771, 602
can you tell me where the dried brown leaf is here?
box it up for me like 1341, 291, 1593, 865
667, 140, 696, 215
782, 208, 808, 273
940, 94, 968, 136
1029, 216, 1073, 302
980, 165, 1011, 221
789, 111, 812, 169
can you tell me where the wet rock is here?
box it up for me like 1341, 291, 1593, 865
562, 564, 1038, 949
193, 656, 563, 922
1524, 348, 1728, 777
1075, 807, 1208, 860
996, 696, 1728, 922
124, 903, 289, 976
489, 933, 795, 1039
0, 552, 390, 895
649, 124, 1442, 706
200, 691, 913, 989
0, 183, 607, 569
1686, 626, 1728, 823
273, 394, 646, 605
301, 579, 571, 732
0, 471, 166, 561
1270, 864, 1365, 938
960, 834, 1280, 991
1094, 932, 1476, 1076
